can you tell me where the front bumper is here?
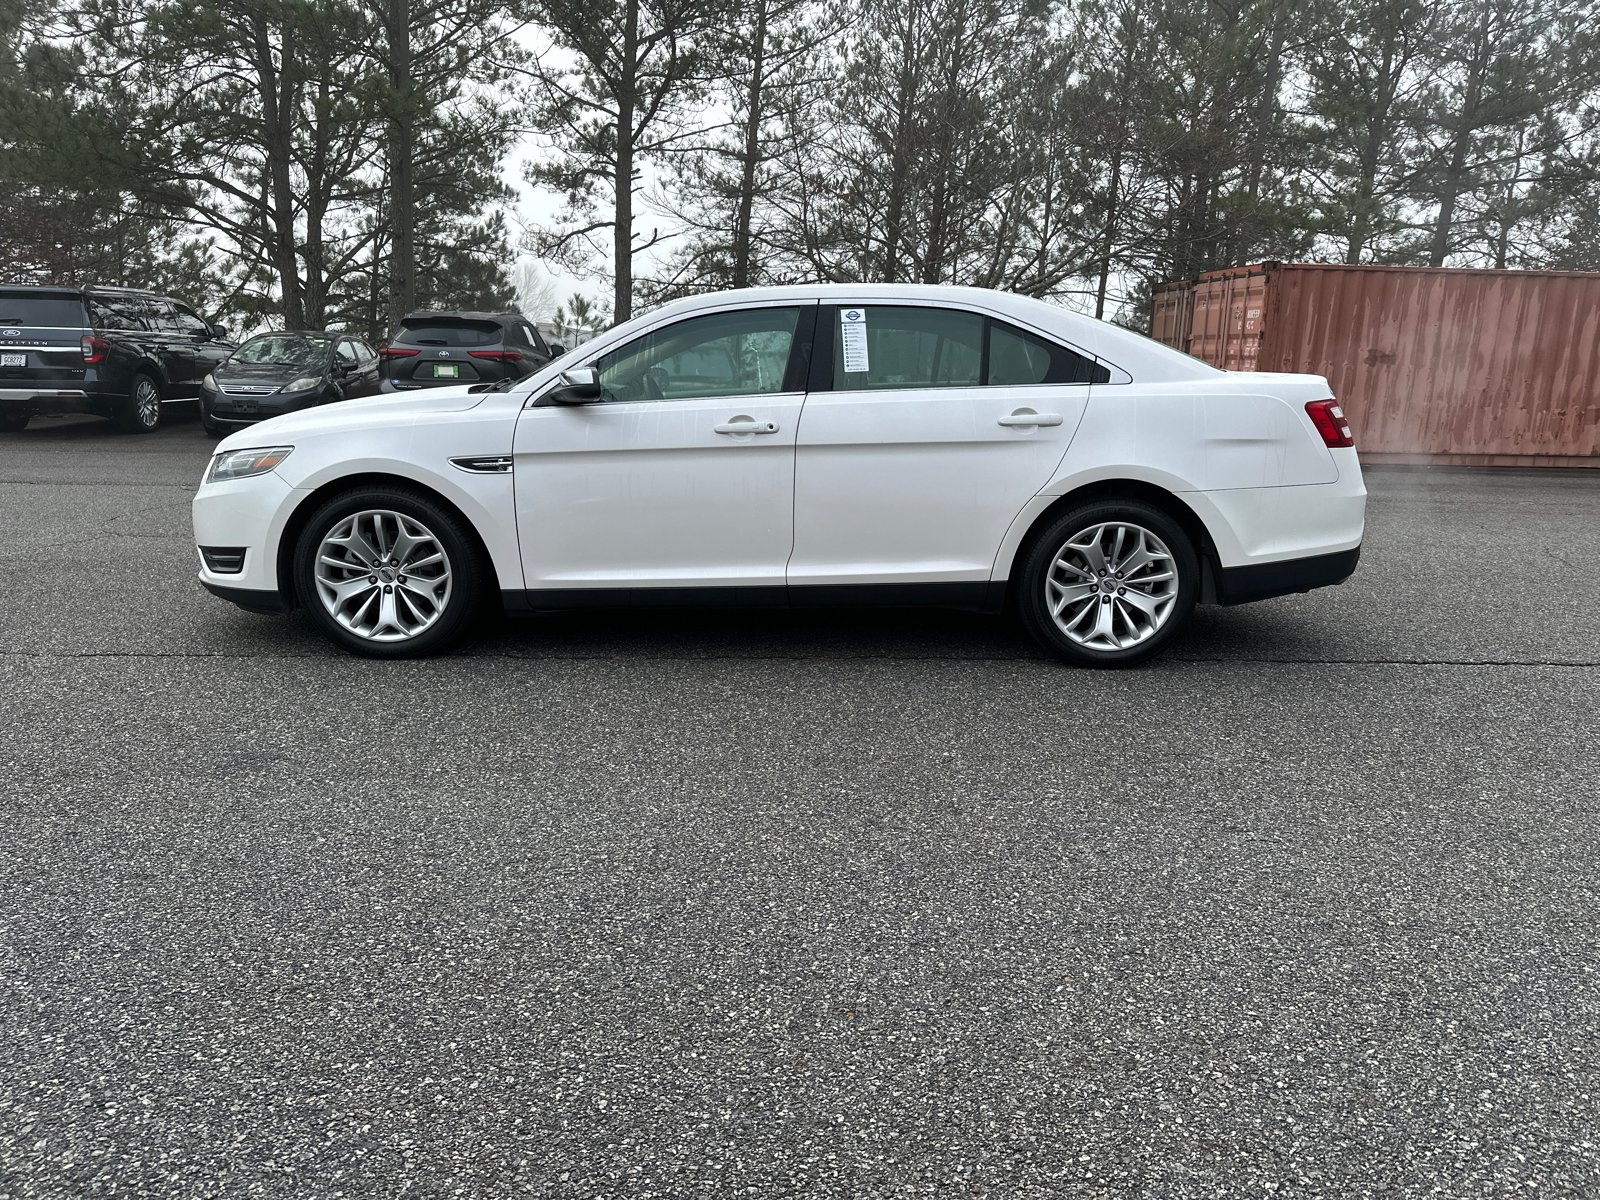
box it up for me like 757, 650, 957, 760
192, 468, 297, 598
202, 386, 319, 425
200, 580, 292, 613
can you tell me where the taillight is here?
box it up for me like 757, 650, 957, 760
81, 335, 109, 364
468, 350, 522, 361
1306, 399, 1354, 448
378, 347, 419, 359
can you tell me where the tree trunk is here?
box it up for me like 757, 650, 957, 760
388, 0, 416, 332
611, 0, 639, 324
879, 7, 920, 283
253, 15, 304, 328
1095, 142, 1122, 320
1428, 12, 1489, 267
730, 0, 767, 290
303, 74, 331, 329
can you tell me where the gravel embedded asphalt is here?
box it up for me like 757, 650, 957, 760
2, 409, 1599, 1199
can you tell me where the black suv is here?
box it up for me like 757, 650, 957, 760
379, 310, 558, 393
0, 285, 234, 433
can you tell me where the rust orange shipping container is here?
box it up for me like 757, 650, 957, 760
1147, 262, 1600, 467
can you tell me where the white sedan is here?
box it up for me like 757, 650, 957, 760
192, 285, 1364, 666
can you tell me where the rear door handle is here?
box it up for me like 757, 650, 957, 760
998, 410, 1063, 427
714, 419, 780, 435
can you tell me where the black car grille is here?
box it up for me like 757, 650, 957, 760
200, 546, 246, 574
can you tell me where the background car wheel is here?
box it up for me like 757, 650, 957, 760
1017, 498, 1199, 668
116, 374, 163, 434
294, 486, 484, 659
0, 411, 30, 433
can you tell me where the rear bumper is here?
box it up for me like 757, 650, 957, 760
1215, 546, 1360, 605
0, 387, 120, 415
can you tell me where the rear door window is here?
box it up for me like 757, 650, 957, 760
145, 302, 182, 334
397, 318, 502, 347
829, 305, 1109, 390
0, 293, 87, 329
832, 306, 983, 391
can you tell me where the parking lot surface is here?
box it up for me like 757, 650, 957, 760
3, 410, 1599, 1199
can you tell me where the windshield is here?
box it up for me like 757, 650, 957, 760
232, 334, 331, 367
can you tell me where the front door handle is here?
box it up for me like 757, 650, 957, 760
998, 410, 1064, 427
714, 419, 780, 435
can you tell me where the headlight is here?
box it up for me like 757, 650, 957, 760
202, 373, 217, 391
206, 446, 293, 483
285, 374, 323, 392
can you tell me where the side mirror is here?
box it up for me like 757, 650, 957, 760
209, 324, 228, 339
539, 366, 601, 406
549, 343, 567, 358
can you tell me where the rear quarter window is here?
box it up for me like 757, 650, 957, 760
396, 319, 502, 347
0, 293, 88, 329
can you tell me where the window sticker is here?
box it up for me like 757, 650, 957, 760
840, 307, 870, 373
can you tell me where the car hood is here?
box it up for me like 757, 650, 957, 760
216, 361, 322, 386
214, 387, 489, 450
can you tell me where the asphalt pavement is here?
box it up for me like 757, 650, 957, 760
3, 408, 1599, 1198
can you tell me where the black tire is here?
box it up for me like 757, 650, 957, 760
1016, 497, 1200, 668
0, 411, 30, 433
116, 373, 163, 434
293, 486, 485, 659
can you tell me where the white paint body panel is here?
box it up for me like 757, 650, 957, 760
790, 384, 1087, 584
189, 283, 1365, 609
513, 393, 803, 587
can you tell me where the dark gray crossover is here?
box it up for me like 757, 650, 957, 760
379, 310, 558, 393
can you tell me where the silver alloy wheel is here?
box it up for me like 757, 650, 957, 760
1045, 521, 1179, 652
313, 509, 453, 642
133, 378, 160, 427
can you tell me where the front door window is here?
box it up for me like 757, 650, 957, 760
597, 307, 802, 402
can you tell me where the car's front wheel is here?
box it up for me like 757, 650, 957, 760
1017, 498, 1199, 668
294, 487, 484, 658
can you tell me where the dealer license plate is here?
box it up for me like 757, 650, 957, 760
433, 363, 459, 378
1, 354, 24, 367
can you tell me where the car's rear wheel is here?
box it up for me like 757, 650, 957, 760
1017, 498, 1199, 668
0, 411, 30, 433
294, 487, 484, 658
116, 374, 162, 434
